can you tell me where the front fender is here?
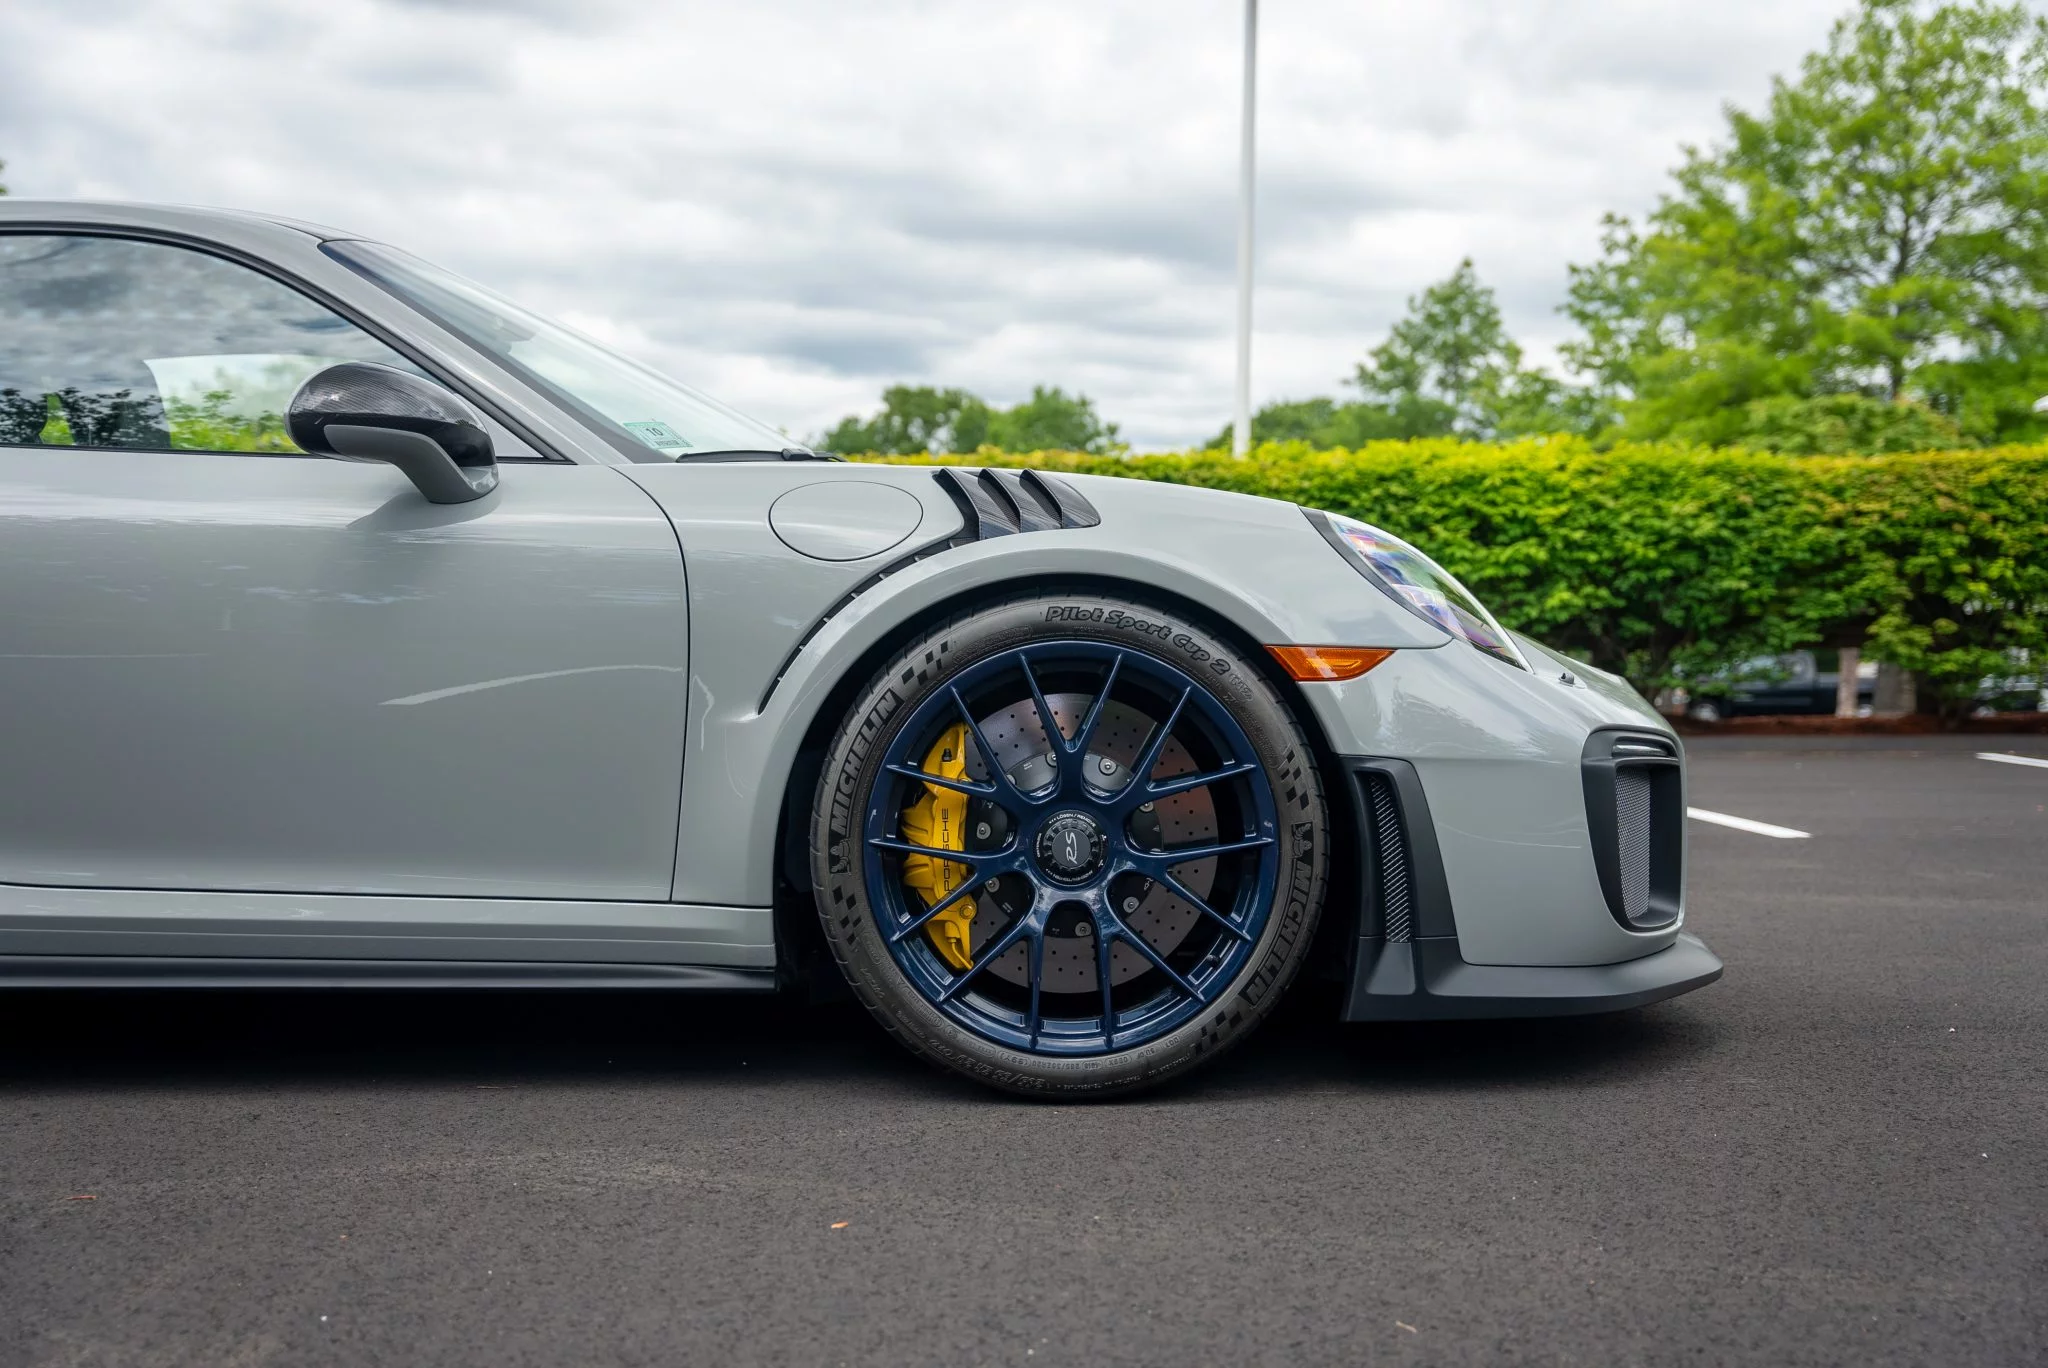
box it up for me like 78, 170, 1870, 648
620, 462, 1429, 908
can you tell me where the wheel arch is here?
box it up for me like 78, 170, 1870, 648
768, 570, 1362, 994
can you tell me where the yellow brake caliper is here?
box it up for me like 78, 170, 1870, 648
899, 723, 977, 970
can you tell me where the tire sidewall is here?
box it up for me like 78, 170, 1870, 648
812, 592, 1326, 1097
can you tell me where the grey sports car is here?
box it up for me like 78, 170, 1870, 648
0, 202, 1720, 1097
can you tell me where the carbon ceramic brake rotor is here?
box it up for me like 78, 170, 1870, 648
956, 693, 1218, 994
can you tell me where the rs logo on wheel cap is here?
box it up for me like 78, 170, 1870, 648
1035, 810, 1107, 884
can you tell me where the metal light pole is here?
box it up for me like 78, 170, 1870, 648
1231, 0, 1258, 458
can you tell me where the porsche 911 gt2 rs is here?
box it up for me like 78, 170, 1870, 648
0, 202, 1720, 1096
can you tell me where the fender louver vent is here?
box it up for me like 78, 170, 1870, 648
935, 467, 1102, 538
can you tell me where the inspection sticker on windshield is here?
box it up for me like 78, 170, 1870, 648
622, 420, 690, 452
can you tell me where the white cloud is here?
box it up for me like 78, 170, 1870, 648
2, 0, 1872, 447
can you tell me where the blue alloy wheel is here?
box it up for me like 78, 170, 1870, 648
861, 640, 1281, 1056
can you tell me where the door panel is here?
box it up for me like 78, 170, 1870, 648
0, 452, 688, 900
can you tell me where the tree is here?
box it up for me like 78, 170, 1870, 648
0, 157, 8, 195
819, 385, 992, 455
1564, 0, 2048, 447
1733, 392, 1964, 453
1203, 395, 1452, 449
1350, 260, 1601, 441
1206, 260, 1596, 448
821, 383, 1121, 455
1352, 259, 1512, 437
985, 385, 1122, 453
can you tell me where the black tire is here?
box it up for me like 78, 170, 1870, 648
809, 591, 1328, 1098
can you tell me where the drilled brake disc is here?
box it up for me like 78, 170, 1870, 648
933, 692, 1218, 994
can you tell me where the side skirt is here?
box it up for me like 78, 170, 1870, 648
0, 956, 778, 991
0, 883, 775, 967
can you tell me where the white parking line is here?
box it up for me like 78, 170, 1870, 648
1686, 807, 1812, 839
1977, 752, 2048, 770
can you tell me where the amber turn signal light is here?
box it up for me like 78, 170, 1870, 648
1265, 645, 1395, 682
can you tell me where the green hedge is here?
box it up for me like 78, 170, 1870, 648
858, 439, 2048, 711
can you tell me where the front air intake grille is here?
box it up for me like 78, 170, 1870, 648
1614, 767, 1654, 923
1582, 730, 1684, 930
1363, 772, 1413, 942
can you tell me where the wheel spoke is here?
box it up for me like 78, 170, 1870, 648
950, 686, 1038, 806
1025, 928, 1045, 1049
1069, 652, 1126, 763
868, 834, 995, 868
885, 875, 982, 945
1126, 684, 1192, 786
1016, 652, 1067, 771
1130, 833, 1275, 871
1136, 759, 1259, 805
1095, 917, 1117, 1048
1108, 922, 1206, 1001
1158, 870, 1253, 942
936, 912, 1034, 1003
884, 762, 998, 799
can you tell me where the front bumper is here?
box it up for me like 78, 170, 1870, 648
1329, 752, 1721, 1022
1342, 931, 1723, 1021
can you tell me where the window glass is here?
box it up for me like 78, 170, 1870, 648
328, 240, 793, 460
0, 233, 420, 453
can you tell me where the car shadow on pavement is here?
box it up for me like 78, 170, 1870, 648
0, 980, 1719, 1100
1191, 980, 1723, 1100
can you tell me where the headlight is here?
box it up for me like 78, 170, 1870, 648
1307, 510, 1527, 670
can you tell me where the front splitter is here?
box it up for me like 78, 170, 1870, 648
1340, 931, 1723, 1021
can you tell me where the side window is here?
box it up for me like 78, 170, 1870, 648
0, 233, 423, 455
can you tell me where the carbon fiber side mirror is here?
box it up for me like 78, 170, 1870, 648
287, 361, 498, 504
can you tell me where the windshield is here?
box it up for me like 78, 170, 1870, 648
326, 240, 793, 461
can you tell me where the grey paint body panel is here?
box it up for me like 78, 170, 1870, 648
0, 455, 689, 902
0, 201, 1713, 1004
769, 481, 924, 560
1296, 637, 1686, 967
620, 464, 1449, 909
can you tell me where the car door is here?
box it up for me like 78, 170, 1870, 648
0, 230, 690, 927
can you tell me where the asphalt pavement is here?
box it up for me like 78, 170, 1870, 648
2, 734, 2043, 1367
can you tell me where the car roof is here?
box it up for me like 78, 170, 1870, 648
0, 199, 363, 247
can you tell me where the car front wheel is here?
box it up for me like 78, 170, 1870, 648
810, 592, 1327, 1098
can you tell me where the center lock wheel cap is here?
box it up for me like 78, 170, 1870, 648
1035, 810, 1107, 884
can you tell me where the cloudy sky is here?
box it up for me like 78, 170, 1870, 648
3, 0, 1867, 448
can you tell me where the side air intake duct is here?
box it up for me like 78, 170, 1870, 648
1581, 730, 1684, 930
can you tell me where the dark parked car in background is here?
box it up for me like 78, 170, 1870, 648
1686, 651, 1874, 722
